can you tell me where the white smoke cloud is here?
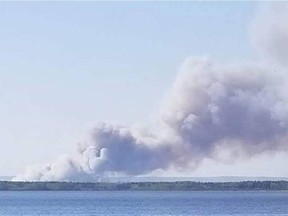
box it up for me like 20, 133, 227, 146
14, 3, 288, 181
251, 3, 288, 66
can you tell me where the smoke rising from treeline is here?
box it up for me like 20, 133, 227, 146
14, 3, 288, 181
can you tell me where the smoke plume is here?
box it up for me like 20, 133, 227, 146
251, 3, 288, 66
14, 3, 288, 181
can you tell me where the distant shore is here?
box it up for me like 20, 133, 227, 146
1, 180, 288, 191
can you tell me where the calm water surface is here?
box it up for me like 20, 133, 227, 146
0, 191, 287, 215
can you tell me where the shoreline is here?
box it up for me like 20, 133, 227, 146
1, 180, 288, 191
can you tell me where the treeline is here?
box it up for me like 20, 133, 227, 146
0, 181, 288, 191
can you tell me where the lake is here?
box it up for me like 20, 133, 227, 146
0, 191, 287, 215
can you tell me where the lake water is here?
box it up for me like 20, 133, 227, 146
0, 191, 287, 215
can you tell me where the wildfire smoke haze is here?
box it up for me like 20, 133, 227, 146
14, 3, 288, 181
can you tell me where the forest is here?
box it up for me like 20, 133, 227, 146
0, 181, 288, 191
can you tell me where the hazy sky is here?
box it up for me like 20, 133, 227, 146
0, 2, 261, 176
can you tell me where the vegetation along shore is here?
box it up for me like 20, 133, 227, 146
1, 181, 288, 191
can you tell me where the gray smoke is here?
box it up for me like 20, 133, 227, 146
14, 3, 288, 181
251, 3, 288, 66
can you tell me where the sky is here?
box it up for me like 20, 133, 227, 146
0, 1, 268, 177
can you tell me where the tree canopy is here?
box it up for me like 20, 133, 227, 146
0, 181, 288, 191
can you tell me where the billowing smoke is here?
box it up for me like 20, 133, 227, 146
14, 3, 288, 181
251, 3, 288, 65
162, 58, 288, 158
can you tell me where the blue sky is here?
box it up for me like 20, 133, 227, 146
0, 2, 258, 175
